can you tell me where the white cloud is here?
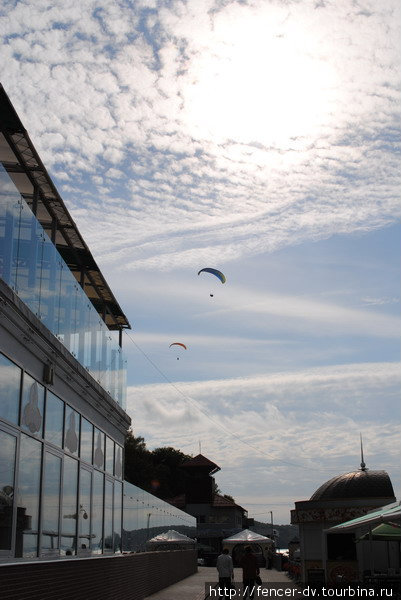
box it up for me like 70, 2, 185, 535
127, 361, 400, 522
0, 0, 399, 272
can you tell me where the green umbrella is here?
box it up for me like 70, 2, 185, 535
358, 523, 401, 542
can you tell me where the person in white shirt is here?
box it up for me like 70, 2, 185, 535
216, 548, 234, 596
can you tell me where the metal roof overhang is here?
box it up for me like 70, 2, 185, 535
325, 503, 401, 533
0, 84, 130, 332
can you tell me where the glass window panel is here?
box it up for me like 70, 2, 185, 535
79, 468, 91, 551
41, 452, 61, 552
110, 349, 117, 403
81, 304, 96, 375
61, 456, 78, 556
80, 418, 93, 464
84, 302, 97, 371
114, 445, 123, 480
104, 479, 113, 552
10, 198, 22, 292
69, 283, 81, 359
95, 326, 103, 383
21, 373, 44, 436
105, 436, 114, 475
53, 257, 64, 338
22, 533, 38, 559
0, 352, 21, 425
0, 164, 21, 286
99, 331, 111, 393
44, 392, 64, 447
16, 434, 42, 558
14, 205, 41, 316
0, 429, 17, 550
117, 353, 127, 410
64, 405, 80, 455
59, 265, 73, 347
113, 481, 122, 554
93, 428, 105, 470
92, 470, 104, 555
38, 234, 57, 332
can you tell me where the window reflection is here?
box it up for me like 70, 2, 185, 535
21, 374, 44, 436
61, 456, 78, 556
122, 481, 197, 552
0, 430, 17, 551
104, 479, 113, 553
79, 468, 91, 551
113, 481, 122, 553
16, 434, 42, 558
80, 418, 93, 464
114, 445, 123, 479
92, 470, 104, 554
41, 452, 61, 553
0, 353, 21, 425
39, 234, 57, 333
105, 436, 114, 474
64, 405, 79, 455
44, 392, 64, 447
93, 428, 104, 469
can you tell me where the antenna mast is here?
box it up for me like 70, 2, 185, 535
360, 433, 366, 471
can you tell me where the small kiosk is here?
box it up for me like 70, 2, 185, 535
222, 529, 274, 566
146, 529, 196, 551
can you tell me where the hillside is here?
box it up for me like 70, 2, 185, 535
250, 521, 299, 550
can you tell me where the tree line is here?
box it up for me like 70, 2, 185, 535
124, 430, 234, 502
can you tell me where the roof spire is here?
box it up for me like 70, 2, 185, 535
360, 433, 367, 471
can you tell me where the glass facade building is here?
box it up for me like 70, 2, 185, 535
0, 351, 125, 559
0, 85, 196, 564
0, 355, 195, 560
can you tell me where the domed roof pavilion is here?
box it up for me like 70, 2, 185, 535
310, 469, 395, 502
291, 444, 396, 585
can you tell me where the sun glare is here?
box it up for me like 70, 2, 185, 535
182, 9, 338, 150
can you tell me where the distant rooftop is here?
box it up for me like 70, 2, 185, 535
166, 492, 245, 512
180, 453, 221, 473
0, 84, 130, 331
213, 493, 246, 512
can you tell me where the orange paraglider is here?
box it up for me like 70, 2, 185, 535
169, 342, 187, 360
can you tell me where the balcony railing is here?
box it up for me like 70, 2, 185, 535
0, 164, 126, 408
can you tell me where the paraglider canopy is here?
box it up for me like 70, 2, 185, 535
169, 342, 187, 360
198, 268, 226, 284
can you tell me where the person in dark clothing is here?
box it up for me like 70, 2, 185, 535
240, 545, 260, 599
216, 548, 234, 597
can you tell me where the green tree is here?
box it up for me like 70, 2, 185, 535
124, 430, 155, 492
151, 446, 191, 498
124, 433, 191, 498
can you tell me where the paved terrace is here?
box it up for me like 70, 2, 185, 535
144, 567, 298, 600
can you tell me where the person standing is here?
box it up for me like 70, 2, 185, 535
216, 548, 234, 596
240, 545, 260, 599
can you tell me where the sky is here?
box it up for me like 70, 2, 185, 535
1, 0, 400, 525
